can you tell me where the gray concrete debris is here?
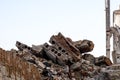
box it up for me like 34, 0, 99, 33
1, 32, 119, 80
74, 40, 94, 53
95, 56, 112, 67
16, 41, 43, 57
82, 54, 95, 64
32, 44, 43, 52
82, 54, 112, 67
49, 32, 81, 62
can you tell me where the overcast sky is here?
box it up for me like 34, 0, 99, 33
0, 0, 120, 57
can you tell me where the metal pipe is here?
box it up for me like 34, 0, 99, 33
105, 0, 111, 58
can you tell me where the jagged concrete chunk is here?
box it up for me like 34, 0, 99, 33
82, 54, 95, 64
43, 43, 65, 66
32, 44, 43, 52
16, 41, 42, 57
74, 40, 94, 53
95, 56, 112, 67
43, 43, 57, 63
49, 32, 81, 62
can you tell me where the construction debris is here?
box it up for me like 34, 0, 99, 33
0, 32, 118, 80
74, 40, 94, 53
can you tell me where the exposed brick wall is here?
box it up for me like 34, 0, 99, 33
0, 48, 41, 80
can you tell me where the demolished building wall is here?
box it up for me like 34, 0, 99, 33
0, 32, 118, 80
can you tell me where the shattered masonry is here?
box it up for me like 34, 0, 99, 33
1, 32, 120, 80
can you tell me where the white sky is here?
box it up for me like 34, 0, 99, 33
0, 0, 120, 57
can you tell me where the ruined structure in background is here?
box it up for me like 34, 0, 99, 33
1, 32, 117, 80
112, 8, 120, 64
106, 4, 120, 64
105, 0, 120, 65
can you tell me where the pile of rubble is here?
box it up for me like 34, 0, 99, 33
1, 32, 119, 80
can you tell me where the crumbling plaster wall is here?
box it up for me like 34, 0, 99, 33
0, 48, 41, 80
